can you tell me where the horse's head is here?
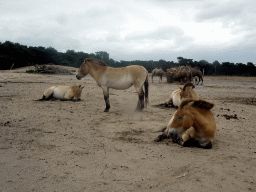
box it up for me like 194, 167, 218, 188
76, 59, 91, 80
180, 83, 196, 99
167, 101, 194, 141
72, 85, 84, 101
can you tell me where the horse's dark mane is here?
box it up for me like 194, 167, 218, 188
182, 82, 195, 91
180, 99, 214, 110
85, 58, 108, 66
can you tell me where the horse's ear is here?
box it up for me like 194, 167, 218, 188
78, 85, 81, 87
193, 100, 214, 110
198, 100, 214, 109
186, 101, 194, 109
81, 86, 84, 89
84, 58, 92, 62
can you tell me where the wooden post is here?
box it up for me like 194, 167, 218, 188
10, 63, 14, 70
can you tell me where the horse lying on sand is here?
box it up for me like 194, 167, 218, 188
165, 83, 197, 108
152, 67, 165, 83
76, 58, 148, 112
37, 85, 84, 101
154, 99, 216, 149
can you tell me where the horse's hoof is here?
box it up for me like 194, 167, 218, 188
135, 107, 142, 112
202, 142, 212, 149
182, 140, 193, 147
104, 109, 109, 112
154, 135, 162, 142
154, 138, 160, 142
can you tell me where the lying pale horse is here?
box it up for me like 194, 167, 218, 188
76, 58, 149, 112
37, 85, 84, 101
155, 99, 216, 149
165, 82, 197, 108
152, 67, 165, 83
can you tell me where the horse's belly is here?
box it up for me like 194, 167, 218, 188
102, 76, 133, 90
173, 94, 181, 107
53, 92, 66, 99
109, 80, 133, 89
52, 87, 70, 99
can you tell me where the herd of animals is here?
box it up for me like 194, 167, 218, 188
152, 65, 204, 85
38, 58, 216, 149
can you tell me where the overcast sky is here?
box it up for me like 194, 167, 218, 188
1, 0, 256, 63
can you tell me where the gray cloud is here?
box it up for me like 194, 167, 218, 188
0, 0, 256, 63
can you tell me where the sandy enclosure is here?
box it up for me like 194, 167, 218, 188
0, 67, 256, 192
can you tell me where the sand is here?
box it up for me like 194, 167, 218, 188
0, 66, 256, 192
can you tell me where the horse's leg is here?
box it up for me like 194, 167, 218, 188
178, 127, 200, 147
152, 75, 154, 83
160, 75, 162, 83
43, 88, 54, 100
196, 76, 200, 85
198, 142, 212, 149
165, 94, 173, 106
135, 86, 144, 111
102, 87, 110, 112
196, 137, 213, 149
154, 132, 168, 142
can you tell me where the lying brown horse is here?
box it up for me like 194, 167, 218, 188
76, 58, 149, 112
155, 99, 216, 149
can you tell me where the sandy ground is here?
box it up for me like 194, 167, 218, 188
0, 66, 256, 192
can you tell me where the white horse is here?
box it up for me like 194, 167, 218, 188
37, 85, 84, 101
165, 83, 197, 108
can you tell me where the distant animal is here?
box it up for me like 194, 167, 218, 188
152, 67, 165, 83
37, 85, 84, 101
76, 58, 148, 112
189, 67, 203, 85
177, 66, 192, 83
154, 99, 216, 149
165, 83, 197, 108
192, 76, 198, 84
166, 66, 192, 83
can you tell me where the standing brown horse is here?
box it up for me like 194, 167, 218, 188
152, 67, 165, 83
76, 58, 149, 112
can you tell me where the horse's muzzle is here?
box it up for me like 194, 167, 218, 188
76, 74, 81, 80
167, 128, 180, 142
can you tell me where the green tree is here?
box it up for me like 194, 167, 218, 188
95, 51, 109, 62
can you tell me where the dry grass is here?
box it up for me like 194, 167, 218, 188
214, 96, 256, 105
204, 76, 256, 80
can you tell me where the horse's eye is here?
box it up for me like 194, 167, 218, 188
178, 116, 184, 120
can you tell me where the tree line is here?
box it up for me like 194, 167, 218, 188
1, 41, 256, 76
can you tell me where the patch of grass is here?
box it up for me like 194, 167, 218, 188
25, 69, 35, 73
214, 97, 256, 105
117, 129, 145, 137
205, 76, 256, 80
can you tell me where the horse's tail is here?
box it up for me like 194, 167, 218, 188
34, 97, 45, 101
144, 73, 149, 106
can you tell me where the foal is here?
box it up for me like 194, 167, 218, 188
38, 85, 84, 101
165, 82, 197, 108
